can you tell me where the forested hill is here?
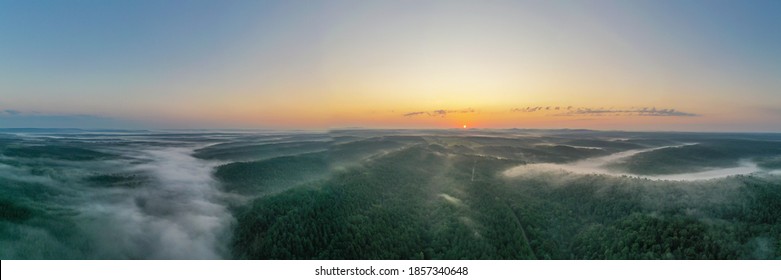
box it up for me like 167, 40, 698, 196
2, 130, 780, 259
214, 131, 781, 259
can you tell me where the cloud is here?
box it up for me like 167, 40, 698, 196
2, 109, 21, 115
402, 108, 476, 117
403, 111, 427, 117
511, 107, 545, 113
560, 107, 698, 117
510, 105, 698, 117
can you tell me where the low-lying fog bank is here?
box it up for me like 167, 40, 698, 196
0, 135, 234, 259
504, 144, 775, 181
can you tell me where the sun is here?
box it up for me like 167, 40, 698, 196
463, 124, 467, 129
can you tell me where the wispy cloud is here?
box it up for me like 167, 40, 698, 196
2, 109, 21, 116
511, 106, 560, 113
560, 107, 698, 117
402, 111, 427, 117
510, 106, 698, 117
402, 108, 476, 117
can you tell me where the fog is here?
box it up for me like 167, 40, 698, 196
0, 137, 234, 259
504, 144, 768, 181
77, 146, 233, 259
649, 161, 761, 181
3, 130, 781, 260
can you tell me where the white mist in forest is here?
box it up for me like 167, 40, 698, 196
504, 144, 766, 181
78, 146, 233, 259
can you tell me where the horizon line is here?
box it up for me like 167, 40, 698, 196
2, 127, 781, 134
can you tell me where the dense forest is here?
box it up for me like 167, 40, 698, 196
217, 132, 781, 259
1, 129, 780, 259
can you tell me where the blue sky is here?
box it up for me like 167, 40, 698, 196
1, 0, 780, 131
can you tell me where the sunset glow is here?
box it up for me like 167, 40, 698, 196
1, 1, 779, 131
3, 0, 781, 266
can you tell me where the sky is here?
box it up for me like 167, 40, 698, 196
1, 0, 780, 131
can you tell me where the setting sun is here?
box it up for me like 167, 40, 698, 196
0, 0, 779, 133
1, 0, 781, 270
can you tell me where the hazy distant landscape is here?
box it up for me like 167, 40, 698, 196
1, 129, 780, 259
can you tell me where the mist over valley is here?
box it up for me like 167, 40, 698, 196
1, 129, 780, 259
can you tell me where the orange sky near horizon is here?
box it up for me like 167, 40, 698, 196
1, 1, 780, 131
